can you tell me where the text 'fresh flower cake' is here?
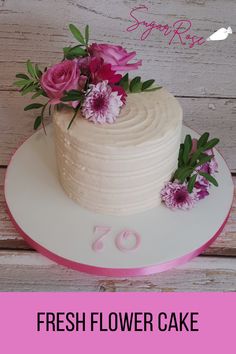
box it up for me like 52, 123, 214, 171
15, 24, 219, 215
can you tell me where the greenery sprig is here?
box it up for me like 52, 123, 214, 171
24, 102, 49, 134
14, 60, 44, 97
118, 73, 162, 93
14, 60, 50, 132
172, 132, 220, 193
63, 24, 89, 60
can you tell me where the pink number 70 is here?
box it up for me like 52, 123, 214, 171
92, 226, 141, 252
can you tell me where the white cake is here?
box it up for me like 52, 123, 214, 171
53, 88, 183, 215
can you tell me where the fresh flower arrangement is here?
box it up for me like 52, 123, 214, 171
14, 24, 161, 132
161, 132, 220, 210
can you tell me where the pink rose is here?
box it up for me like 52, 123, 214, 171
40, 59, 86, 108
88, 43, 142, 72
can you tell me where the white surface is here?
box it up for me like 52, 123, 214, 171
4, 125, 234, 269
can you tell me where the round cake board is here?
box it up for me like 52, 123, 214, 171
4, 125, 234, 276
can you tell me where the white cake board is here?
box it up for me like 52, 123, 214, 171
4, 125, 234, 276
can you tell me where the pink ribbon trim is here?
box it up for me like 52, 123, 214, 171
4, 201, 231, 277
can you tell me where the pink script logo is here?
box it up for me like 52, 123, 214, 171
126, 5, 205, 49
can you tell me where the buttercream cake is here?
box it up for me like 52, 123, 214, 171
53, 88, 183, 215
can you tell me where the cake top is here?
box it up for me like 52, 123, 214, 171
53, 88, 182, 148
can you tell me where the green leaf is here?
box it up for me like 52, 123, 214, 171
41, 90, 48, 97
20, 83, 37, 95
174, 166, 194, 183
31, 90, 44, 99
190, 147, 204, 166
119, 73, 129, 91
198, 172, 218, 187
188, 174, 197, 193
16, 73, 30, 80
85, 24, 89, 45
178, 143, 184, 168
14, 79, 29, 87
197, 132, 209, 148
195, 154, 212, 167
131, 81, 142, 92
69, 24, 85, 44
178, 167, 194, 183
142, 79, 155, 91
27, 59, 36, 78
63, 46, 71, 56
66, 89, 83, 95
35, 64, 42, 78
34, 116, 42, 130
61, 90, 84, 102
183, 134, 192, 165
203, 138, 220, 151
142, 86, 162, 92
61, 96, 80, 102
66, 46, 87, 58
172, 167, 181, 181
24, 103, 44, 111
130, 76, 141, 93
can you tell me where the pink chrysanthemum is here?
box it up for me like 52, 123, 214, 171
161, 182, 198, 210
82, 81, 123, 124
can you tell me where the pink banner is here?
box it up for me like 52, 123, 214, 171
0, 293, 234, 353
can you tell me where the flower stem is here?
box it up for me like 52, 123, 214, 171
67, 106, 79, 130
41, 102, 48, 135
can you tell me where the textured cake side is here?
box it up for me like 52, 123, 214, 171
53, 89, 183, 215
